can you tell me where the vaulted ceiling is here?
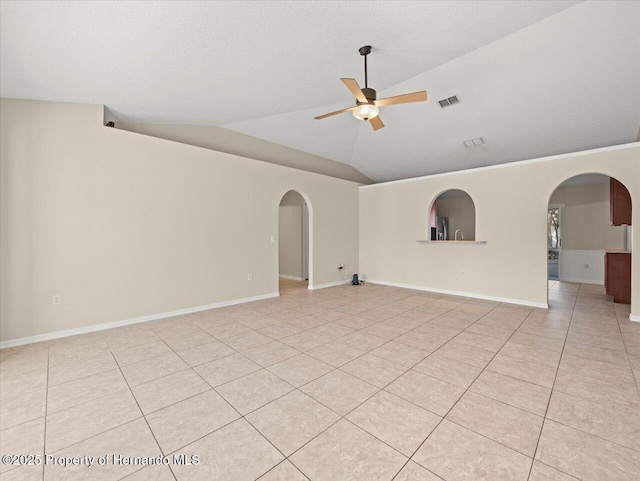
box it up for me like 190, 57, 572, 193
2, 1, 639, 182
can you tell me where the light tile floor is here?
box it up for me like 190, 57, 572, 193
1, 279, 639, 480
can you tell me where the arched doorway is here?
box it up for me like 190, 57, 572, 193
547, 173, 632, 305
278, 190, 312, 292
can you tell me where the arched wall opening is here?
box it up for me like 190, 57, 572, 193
428, 189, 476, 241
278, 190, 312, 290
546, 173, 632, 305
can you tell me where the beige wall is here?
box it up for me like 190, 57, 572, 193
116, 122, 372, 185
279, 191, 304, 279
549, 183, 626, 251
359, 143, 640, 315
0, 98, 360, 343
435, 195, 476, 241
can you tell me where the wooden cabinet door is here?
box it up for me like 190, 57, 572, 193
610, 178, 632, 226
605, 252, 631, 304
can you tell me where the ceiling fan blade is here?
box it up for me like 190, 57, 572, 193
314, 106, 356, 120
341, 78, 368, 103
375, 91, 427, 107
369, 116, 385, 131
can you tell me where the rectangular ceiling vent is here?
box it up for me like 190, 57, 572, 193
464, 137, 485, 147
439, 96, 459, 108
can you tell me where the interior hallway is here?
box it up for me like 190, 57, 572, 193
1, 280, 639, 480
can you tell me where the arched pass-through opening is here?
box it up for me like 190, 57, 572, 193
278, 190, 312, 293
546, 173, 632, 307
428, 189, 476, 241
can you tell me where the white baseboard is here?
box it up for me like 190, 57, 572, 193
308, 280, 347, 290
279, 275, 304, 281
0, 292, 280, 350
630, 314, 640, 323
364, 279, 548, 309
559, 277, 604, 285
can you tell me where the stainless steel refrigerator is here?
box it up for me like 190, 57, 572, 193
435, 216, 449, 241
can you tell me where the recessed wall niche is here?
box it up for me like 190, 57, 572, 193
429, 189, 476, 241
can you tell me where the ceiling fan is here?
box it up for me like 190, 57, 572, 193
314, 46, 427, 131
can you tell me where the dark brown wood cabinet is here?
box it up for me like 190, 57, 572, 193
610, 178, 632, 226
605, 252, 631, 304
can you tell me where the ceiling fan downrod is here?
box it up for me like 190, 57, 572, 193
359, 45, 372, 89
312, 45, 427, 131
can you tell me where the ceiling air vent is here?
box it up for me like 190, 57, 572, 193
439, 95, 459, 108
464, 137, 485, 147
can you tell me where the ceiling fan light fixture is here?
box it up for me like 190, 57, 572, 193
313, 46, 426, 130
352, 103, 379, 121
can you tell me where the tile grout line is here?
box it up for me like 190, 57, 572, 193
160, 290, 467, 478
152, 294, 417, 457
400, 288, 640, 478
210, 290, 460, 391
530, 404, 640, 454
153, 330, 304, 478
37, 407, 142, 454
525, 284, 580, 481
304, 282, 636, 464
42, 346, 51, 480
109, 351, 179, 481
390, 303, 528, 476
256, 459, 311, 481
613, 303, 640, 395
35, 355, 163, 477
171, 293, 400, 479
391, 298, 538, 479
279, 295, 472, 479
7, 287, 477, 481
11, 282, 636, 480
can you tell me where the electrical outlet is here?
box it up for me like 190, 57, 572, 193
247, 273, 253, 281
270, 236, 275, 243
461, 271, 465, 276
52, 295, 62, 306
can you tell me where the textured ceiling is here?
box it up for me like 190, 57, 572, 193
225, 1, 640, 182
2, 1, 639, 182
